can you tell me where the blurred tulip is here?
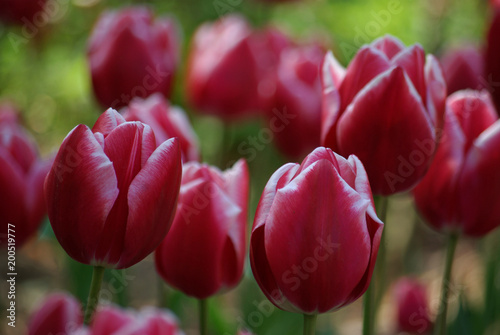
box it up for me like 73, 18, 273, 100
0, 0, 47, 25
486, 9, 500, 112
45, 109, 182, 268
155, 159, 249, 299
91, 305, 134, 335
28, 293, 82, 335
250, 147, 383, 314
88, 7, 180, 109
121, 93, 199, 162
0, 112, 51, 247
321, 35, 446, 195
186, 15, 283, 120
393, 278, 432, 334
441, 46, 485, 94
267, 43, 324, 158
413, 90, 500, 237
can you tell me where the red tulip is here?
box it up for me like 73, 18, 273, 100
393, 278, 432, 334
121, 93, 199, 162
441, 46, 485, 94
268, 43, 324, 158
155, 159, 249, 299
45, 109, 182, 268
88, 7, 180, 109
186, 15, 275, 120
413, 90, 500, 237
321, 35, 446, 195
0, 0, 47, 25
28, 293, 83, 335
250, 147, 383, 314
0, 115, 51, 247
486, 9, 500, 112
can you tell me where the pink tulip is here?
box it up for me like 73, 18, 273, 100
45, 109, 182, 268
121, 93, 199, 162
28, 293, 83, 335
113, 308, 184, 335
0, 112, 51, 247
0, 0, 47, 25
394, 278, 432, 334
88, 7, 180, 109
486, 8, 500, 112
155, 159, 249, 299
321, 35, 446, 195
413, 90, 500, 237
441, 46, 485, 94
91, 305, 134, 335
250, 147, 383, 314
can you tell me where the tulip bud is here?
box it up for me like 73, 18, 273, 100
413, 90, 500, 237
441, 46, 485, 94
393, 278, 432, 334
0, 0, 48, 26
486, 8, 500, 112
121, 93, 199, 162
155, 159, 249, 299
321, 35, 446, 195
250, 147, 383, 314
87, 7, 180, 109
45, 109, 182, 268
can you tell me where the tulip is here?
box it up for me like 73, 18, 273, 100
28, 293, 83, 335
321, 35, 446, 195
88, 7, 180, 109
393, 278, 432, 334
0, 0, 47, 26
186, 15, 278, 120
45, 109, 182, 323
268, 43, 324, 158
413, 90, 500, 335
155, 159, 249, 334
441, 46, 485, 94
121, 93, 199, 162
250, 147, 383, 332
486, 8, 500, 112
0, 114, 51, 247
91, 305, 134, 335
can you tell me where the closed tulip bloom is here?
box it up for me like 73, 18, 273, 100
121, 93, 199, 162
88, 7, 180, 109
0, 117, 51, 247
0, 0, 47, 25
155, 159, 249, 299
322, 35, 446, 195
441, 46, 485, 94
393, 278, 432, 334
45, 109, 182, 268
413, 90, 500, 237
28, 293, 83, 335
250, 147, 383, 314
186, 15, 268, 120
486, 9, 500, 112
269, 43, 324, 158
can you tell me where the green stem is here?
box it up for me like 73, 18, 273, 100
84, 266, 105, 325
199, 299, 208, 335
363, 196, 389, 335
434, 233, 459, 335
303, 314, 317, 335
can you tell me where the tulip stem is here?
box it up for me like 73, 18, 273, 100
434, 233, 459, 335
303, 314, 317, 335
199, 299, 208, 335
84, 266, 105, 325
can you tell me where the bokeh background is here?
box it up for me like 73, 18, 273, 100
1, 0, 499, 334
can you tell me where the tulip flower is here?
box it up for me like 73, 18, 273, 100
0, 114, 51, 247
45, 109, 182, 323
267, 43, 324, 158
393, 278, 432, 334
28, 293, 83, 335
413, 90, 500, 335
91, 305, 134, 335
121, 93, 199, 162
441, 46, 485, 94
88, 7, 180, 109
486, 8, 500, 112
0, 0, 47, 26
250, 147, 383, 333
321, 35, 446, 195
155, 159, 249, 334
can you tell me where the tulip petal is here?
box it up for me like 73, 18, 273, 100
425, 55, 447, 130
92, 109, 127, 137
45, 125, 118, 264
371, 35, 406, 60
321, 52, 344, 150
337, 66, 435, 195
391, 44, 427, 106
265, 160, 372, 313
